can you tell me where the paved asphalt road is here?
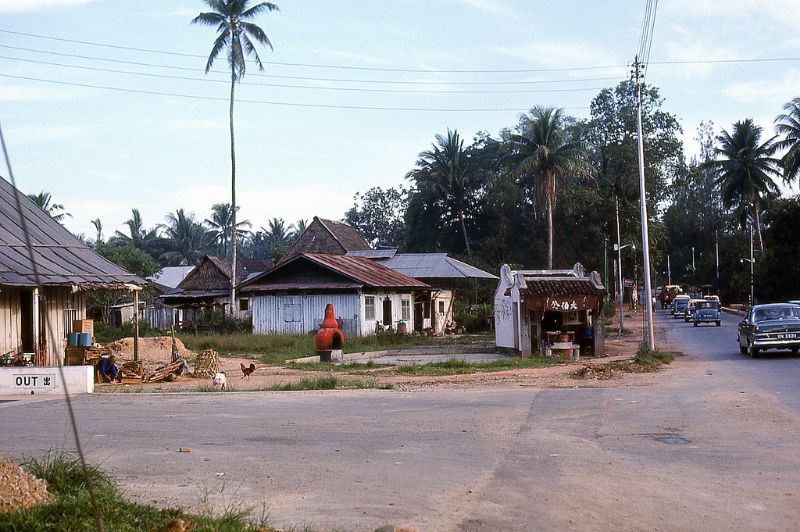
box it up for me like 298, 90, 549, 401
2, 310, 800, 531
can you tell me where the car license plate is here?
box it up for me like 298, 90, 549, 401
777, 333, 797, 339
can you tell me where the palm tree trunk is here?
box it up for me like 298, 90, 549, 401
459, 209, 472, 256
229, 70, 237, 318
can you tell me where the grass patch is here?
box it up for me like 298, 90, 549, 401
264, 375, 393, 391
633, 343, 675, 366
288, 360, 391, 373
393, 356, 558, 376
178, 332, 493, 365
1, 453, 274, 531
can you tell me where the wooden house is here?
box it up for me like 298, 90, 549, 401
159, 256, 271, 326
240, 253, 429, 336
494, 263, 607, 357
347, 250, 497, 335
0, 176, 144, 366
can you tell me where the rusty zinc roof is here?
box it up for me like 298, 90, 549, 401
241, 253, 430, 292
0, 176, 145, 288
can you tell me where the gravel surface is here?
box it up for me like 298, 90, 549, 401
0, 457, 49, 514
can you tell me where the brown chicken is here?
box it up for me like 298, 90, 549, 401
240, 362, 256, 379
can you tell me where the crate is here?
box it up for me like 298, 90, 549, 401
72, 319, 94, 334
120, 375, 142, 385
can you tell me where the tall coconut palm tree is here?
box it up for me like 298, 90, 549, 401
406, 130, 476, 256
711, 119, 781, 252
111, 208, 164, 259
27, 191, 71, 222
91, 218, 103, 244
192, 0, 279, 315
160, 209, 212, 266
775, 97, 800, 185
205, 202, 251, 257
262, 217, 293, 261
506, 107, 589, 269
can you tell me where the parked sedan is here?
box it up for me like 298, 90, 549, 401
737, 303, 800, 357
694, 300, 721, 327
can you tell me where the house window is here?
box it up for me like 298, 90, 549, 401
365, 296, 375, 320
63, 309, 78, 338
438, 301, 445, 314
423, 300, 431, 319
283, 298, 301, 322
239, 299, 250, 312
401, 299, 410, 321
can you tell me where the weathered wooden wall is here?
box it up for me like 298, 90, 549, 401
42, 287, 86, 365
0, 287, 22, 355
252, 293, 362, 336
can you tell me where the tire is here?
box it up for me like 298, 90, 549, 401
739, 340, 747, 354
716, 321, 721, 327
749, 342, 760, 359
693, 321, 698, 327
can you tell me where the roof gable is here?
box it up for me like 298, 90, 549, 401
0, 176, 144, 288
279, 217, 370, 264
178, 256, 272, 291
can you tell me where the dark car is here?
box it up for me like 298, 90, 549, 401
694, 300, 721, 327
737, 303, 800, 357
671, 296, 690, 319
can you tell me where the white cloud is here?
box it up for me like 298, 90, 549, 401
666, 0, 800, 21
724, 69, 800, 103
453, 0, 512, 16
6, 124, 91, 145
0, 84, 86, 102
659, 32, 741, 78
491, 41, 621, 71
0, 0, 94, 12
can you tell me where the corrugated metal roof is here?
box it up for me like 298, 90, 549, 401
347, 251, 497, 280
304, 253, 429, 288
346, 249, 398, 259
0, 177, 145, 288
240, 282, 363, 292
385, 253, 497, 280
148, 266, 194, 289
242, 253, 430, 292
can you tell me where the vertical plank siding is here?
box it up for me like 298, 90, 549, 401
252, 293, 362, 336
42, 287, 86, 365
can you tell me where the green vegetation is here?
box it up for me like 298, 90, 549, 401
94, 320, 162, 344
393, 356, 558, 376
264, 375, 393, 391
633, 343, 675, 366
178, 332, 493, 365
0, 453, 273, 531
288, 359, 390, 373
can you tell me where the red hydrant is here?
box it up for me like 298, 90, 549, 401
315, 304, 345, 362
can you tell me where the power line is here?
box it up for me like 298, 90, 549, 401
0, 28, 629, 74
0, 73, 591, 113
0, 45, 626, 86
0, 55, 613, 95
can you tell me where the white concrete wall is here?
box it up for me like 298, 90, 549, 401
494, 292, 516, 350
0, 366, 94, 395
361, 291, 415, 335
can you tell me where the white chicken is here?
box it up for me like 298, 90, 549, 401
212, 372, 227, 390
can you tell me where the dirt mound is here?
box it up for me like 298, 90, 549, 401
105, 337, 195, 365
0, 457, 50, 514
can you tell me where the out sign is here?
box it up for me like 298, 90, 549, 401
13, 373, 57, 390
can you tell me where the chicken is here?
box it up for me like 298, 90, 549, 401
211, 372, 227, 390
240, 362, 256, 379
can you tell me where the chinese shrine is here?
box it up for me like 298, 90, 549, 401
494, 263, 607, 359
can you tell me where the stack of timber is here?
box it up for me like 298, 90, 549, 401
145, 358, 187, 383
192, 349, 220, 378
120, 360, 144, 384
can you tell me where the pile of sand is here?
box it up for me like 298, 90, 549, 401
105, 337, 196, 366
0, 457, 50, 514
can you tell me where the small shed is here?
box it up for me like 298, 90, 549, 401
0, 176, 145, 365
159, 256, 271, 327
240, 253, 430, 336
495, 263, 606, 357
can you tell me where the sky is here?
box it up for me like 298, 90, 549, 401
1, 0, 799, 240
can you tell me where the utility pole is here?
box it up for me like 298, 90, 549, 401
616, 198, 624, 336
667, 254, 671, 285
749, 222, 754, 306
634, 56, 656, 349
715, 230, 720, 294
604, 237, 609, 291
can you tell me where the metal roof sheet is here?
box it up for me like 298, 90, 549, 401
369, 252, 497, 280
0, 178, 145, 288
148, 266, 194, 289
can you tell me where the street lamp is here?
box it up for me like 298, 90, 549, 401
614, 243, 635, 336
